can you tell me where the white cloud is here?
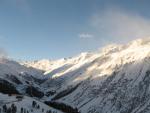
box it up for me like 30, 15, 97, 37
90, 7, 150, 43
79, 33, 94, 39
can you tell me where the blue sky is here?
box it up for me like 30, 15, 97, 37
0, 0, 150, 60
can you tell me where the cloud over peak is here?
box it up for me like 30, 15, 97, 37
91, 7, 150, 43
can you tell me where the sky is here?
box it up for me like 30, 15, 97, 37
0, 0, 150, 60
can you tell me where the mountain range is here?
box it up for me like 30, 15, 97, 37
0, 38, 150, 113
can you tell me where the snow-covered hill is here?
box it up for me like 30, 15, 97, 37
0, 58, 46, 98
0, 93, 62, 113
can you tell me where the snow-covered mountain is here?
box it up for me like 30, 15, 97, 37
40, 38, 150, 113
0, 38, 150, 113
0, 58, 47, 99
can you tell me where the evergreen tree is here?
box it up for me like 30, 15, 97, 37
6, 107, 11, 113
37, 105, 40, 109
32, 101, 36, 108
21, 107, 24, 113
42, 108, 44, 112
3, 105, 7, 112
11, 104, 17, 113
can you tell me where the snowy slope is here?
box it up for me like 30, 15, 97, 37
0, 93, 62, 113
0, 58, 43, 78
0, 58, 45, 98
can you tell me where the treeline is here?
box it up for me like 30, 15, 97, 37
5, 74, 23, 85
45, 101, 80, 113
0, 79, 19, 94
26, 86, 44, 98
0, 101, 57, 113
52, 83, 81, 100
